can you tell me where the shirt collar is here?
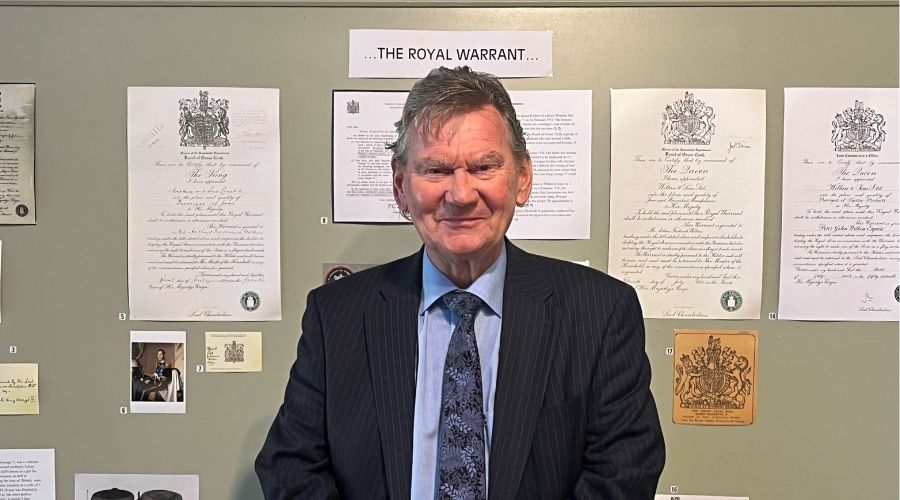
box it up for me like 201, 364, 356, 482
420, 245, 506, 317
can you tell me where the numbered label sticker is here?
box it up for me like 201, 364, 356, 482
665, 347, 674, 356
118, 312, 128, 320
768, 312, 777, 320
196, 365, 205, 373
320, 216, 329, 224
8, 346, 17, 354
120, 407, 128, 414
670, 485, 679, 494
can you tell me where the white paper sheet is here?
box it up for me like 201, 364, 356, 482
655, 496, 749, 500
332, 90, 592, 239
128, 87, 281, 321
0, 449, 55, 500
75, 473, 198, 500
0, 84, 35, 224
130, 331, 186, 414
349, 30, 553, 78
609, 89, 766, 319
779, 88, 899, 321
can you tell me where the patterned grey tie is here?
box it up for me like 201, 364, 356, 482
438, 290, 487, 500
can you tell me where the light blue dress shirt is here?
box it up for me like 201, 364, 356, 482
410, 246, 506, 500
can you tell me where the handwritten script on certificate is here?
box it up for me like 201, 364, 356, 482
779, 88, 899, 321
0, 84, 35, 224
128, 87, 281, 321
609, 89, 766, 319
0, 363, 39, 415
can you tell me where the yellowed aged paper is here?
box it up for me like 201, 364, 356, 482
673, 329, 756, 425
205, 332, 262, 372
0, 363, 39, 415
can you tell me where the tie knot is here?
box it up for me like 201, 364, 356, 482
442, 290, 482, 318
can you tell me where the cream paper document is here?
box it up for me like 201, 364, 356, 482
205, 331, 262, 372
128, 87, 281, 321
609, 89, 766, 319
0, 363, 39, 415
332, 90, 591, 239
778, 88, 899, 321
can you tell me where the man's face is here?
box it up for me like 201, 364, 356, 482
392, 105, 532, 270
157, 350, 165, 361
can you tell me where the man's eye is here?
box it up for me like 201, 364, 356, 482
474, 164, 496, 173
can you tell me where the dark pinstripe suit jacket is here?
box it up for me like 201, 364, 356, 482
256, 241, 665, 500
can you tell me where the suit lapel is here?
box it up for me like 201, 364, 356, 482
365, 251, 422, 500
489, 242, 557, 500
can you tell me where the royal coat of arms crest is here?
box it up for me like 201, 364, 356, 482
179, 90, 230, 148
661, 92, 716, 145
673, 329, 757, 425
831, 100, 886, 152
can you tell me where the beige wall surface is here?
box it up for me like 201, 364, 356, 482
0, 4, 896, 499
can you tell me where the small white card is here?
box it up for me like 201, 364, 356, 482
349, 29, 553, 78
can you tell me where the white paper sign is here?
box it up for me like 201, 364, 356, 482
349, 29, 552, 78
655, 496, 749, 500
75, 473, 198, 500
0, 449, 55, 500
778, 88, 899, 321
127, 87, 281, 321
332, 90, 591, 239
609, 89, 766, 319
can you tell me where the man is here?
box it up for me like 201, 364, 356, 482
256, 66, 664, 499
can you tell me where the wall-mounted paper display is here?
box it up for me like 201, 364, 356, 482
205, 332, 262, 373
778, 88, 899, 321
609, 89, 766, 319
349, 30, 553, 78
130, 331, 186, 414
0, 84, 35, 225
75, 474, 199, 500
0, 363, 38, 415
673, 329, 757, 425
127, 87, 282, 321
0, 449, 55, 499
332, 90, 592, 239
655, 496, 749, 500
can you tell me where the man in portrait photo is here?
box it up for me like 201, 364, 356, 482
256, 66, 665, 499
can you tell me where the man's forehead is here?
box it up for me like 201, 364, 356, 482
412, 105, 506, 136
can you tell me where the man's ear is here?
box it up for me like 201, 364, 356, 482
391, 157, 409, 213
516, 153, 534, 206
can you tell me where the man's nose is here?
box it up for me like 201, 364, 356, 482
445, 169, 478, 205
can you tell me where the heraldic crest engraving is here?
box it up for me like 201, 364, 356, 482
179, 90, 230, 148
224, 340, 245, 363
675, 335, 752, 410
661, 91, 716, 145
831, 100, 886, 152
